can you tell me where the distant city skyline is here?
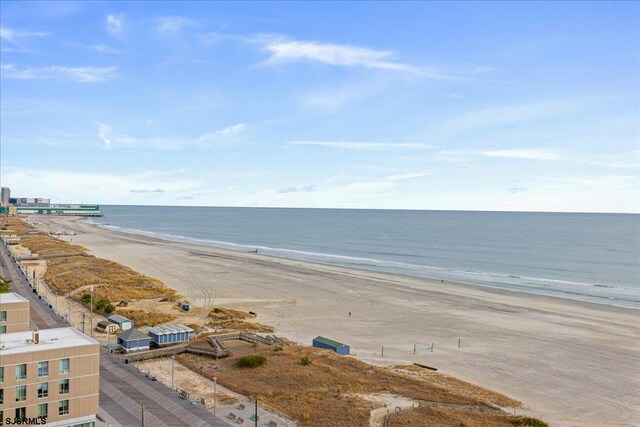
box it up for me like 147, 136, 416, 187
1, 1, 638, 212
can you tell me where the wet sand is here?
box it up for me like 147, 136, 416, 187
36, 216, 640, 426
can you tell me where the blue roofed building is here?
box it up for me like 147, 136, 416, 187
312, 336, 350, 355
117, 328, 151, 352
147, 324, 194, 347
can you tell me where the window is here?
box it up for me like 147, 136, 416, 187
0, 325, 5, 334
15, 364, 26, 380
37, 403, 48, 418
59, 358, 70, 374
37, 361, 49, 377
37, 382, 48, 398
58, 399, 69, 416
0, 310, 6, 321
15, 407, 26, 419
59, 379, 69, 395
0, 366, 3, 382
15, 385, 26, 402
0, 388, 3, 404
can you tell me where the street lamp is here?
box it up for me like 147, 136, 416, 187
213, 377, 217, 415
171, 356, 175, 390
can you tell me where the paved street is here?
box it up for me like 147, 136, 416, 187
1, 240, 227, 427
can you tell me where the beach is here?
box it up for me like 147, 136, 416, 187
38, 216, 640, 426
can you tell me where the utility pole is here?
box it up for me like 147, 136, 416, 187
213, 377, 217, 415
141, 404, 145, 427
254, 396, 258, 427
171, 356, 175, 390
81, 312, 85, 333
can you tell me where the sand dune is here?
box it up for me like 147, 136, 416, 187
37, 216, 640, 426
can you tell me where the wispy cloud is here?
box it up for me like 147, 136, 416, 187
385, 172, 432, 181
106, 14, 125, 36
437, 148, 565, 161
130, 188, 165, 193
98, 122, 246, 150
278, 184, 318, 194
0, 27, 50, 52
508, 186, 529, 194
1, 64, 118, 83
536, 175, 637, 189
481, 149, 565, 161
288, 141, 436, 150
446, 99, 604, 132
153, 16, 200, 35
203, 33, 491, 79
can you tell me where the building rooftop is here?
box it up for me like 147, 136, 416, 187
313, 336, 348, 348
0, 292, 29, 305
108, 314, 132, 324
118, 328, 150, 341
0, 327, 98, 356
147, 324, 193, 335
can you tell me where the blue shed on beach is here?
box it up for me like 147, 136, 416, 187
147, 324, 194, 347
117, 328, 151, 353
312, 336, 350, 355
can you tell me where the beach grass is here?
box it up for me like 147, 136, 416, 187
115, 308, 177, 327
178, 339, 522, 427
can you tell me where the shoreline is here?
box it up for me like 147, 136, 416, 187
33, 216, 640, 426
84, 218, 639, 310
85, 218, 637, 315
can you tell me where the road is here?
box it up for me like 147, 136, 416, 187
1, 240, 228, 427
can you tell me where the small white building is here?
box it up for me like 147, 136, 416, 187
108, 314, 133, 331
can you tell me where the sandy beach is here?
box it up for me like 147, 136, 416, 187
36, 216, 640, 426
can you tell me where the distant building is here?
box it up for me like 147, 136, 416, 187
1, 186, 10, 205
0, 293, 99, 426
147, 324, 193, 347
107, 314, 133, 331
312, 336, 351, 355
117, 328, 151, 352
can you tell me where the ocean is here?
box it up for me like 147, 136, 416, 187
87, 206, 640, 309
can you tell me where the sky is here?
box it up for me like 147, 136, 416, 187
0, 1, 638, 212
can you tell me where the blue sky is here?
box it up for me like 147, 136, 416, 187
1, 1, 638, 212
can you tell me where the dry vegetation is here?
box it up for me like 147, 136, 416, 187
177, 340, 524, 427
115, 309, 177, 327
45, 255, 177, 301
20, 235, 89, 257
0, 217, 34, 235
206, 319, 275, 333
392, 365, 518, 408
387, 406, 543, 427
209, 307, 252, 320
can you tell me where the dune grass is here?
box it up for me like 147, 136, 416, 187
178, 340, 520, 427
20, 235, 89, 257
115, 309, 177, 327
387, 406, 547, 427
0, 217, 34, 235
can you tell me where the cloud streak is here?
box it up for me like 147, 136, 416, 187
278, 184, 318, 194
289, 141, 435, 150
0, 27, 50, 52
1, 64, 118, 83
106, 14, 125, 36
98, 122, 246, 150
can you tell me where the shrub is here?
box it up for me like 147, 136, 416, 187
511, 417, 548, 427
300, 355, 312, 366
95, 298, 115, 315
273, 345, 283, 352
238, 355, 267, 368
80, 293, 92, 304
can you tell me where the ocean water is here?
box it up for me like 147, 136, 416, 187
87, 206, 640, 309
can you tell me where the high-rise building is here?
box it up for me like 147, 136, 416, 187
1, 187, 10, 205
0, 293, 100, 427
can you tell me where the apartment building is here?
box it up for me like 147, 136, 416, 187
0, 293, 99, 427
0, 293, 30, 334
